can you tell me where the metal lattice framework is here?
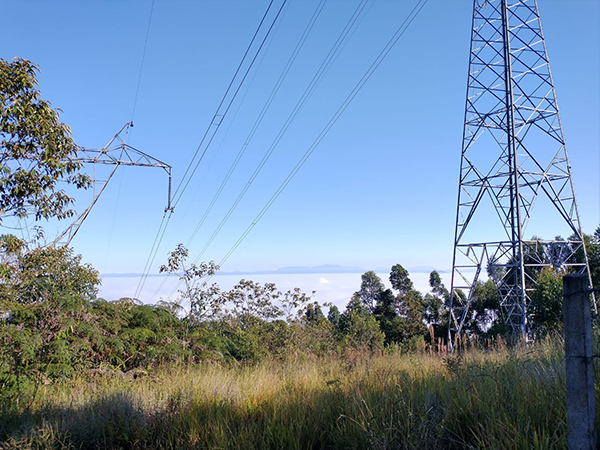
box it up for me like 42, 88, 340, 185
448, 0, 595, 339
53, 122, 172, 246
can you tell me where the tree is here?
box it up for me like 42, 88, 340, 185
373, 288, 402, 345
389, 266, 426, 341
0, 58, 90, 222
159, 244, 221, 321
528, 267, 563, 335
0, 235, 100, 403
428, 271, 448, 300
467, 279, 505, 336
303, 302, 325, 324
354, 271, 385, 313
389, 264, 413, 297
423, 271, 448, 339
363, 265, 428, 347
392, 289, 427, 344
0, 234, 99, 306
327, 305, 341, 328
224, 279, 282, 327
373, 289, 396, 321
337, 306, 385, 350
570, 227, 600, 291
590, 226, 600, 290
279, 286, 314, 323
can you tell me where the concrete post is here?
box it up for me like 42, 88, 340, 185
563, 274, 596, 450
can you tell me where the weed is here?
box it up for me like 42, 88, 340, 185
0, 337, 592, 449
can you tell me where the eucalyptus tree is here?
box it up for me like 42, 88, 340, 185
0, 58, 90, 222
354, 271, 385, 313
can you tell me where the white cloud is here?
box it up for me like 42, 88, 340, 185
319, 277, 330, 285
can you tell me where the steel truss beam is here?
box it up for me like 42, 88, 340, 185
53, 122, 172, 246
448, 0, 595, 341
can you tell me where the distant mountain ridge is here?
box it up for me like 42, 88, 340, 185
264, 264, 364, 274
101, 265, 447, 278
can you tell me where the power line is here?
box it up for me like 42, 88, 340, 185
159, 0, 373, 302
135, 0, 287, 299
136, 0, 286, 299
102, 167, 125, 273
134, 212, 169, 299
186, 0, 373, 264
168, 0, 429, 306
185, 0, 329, 248
218, 0, 428, 267
170, 2, 291, 236
131, 0, 155, 122
170, 0, 287, 207
147, 0, 328, 302
124, 0, 156, 297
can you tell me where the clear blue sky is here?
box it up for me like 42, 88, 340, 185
2, 0, 599, 306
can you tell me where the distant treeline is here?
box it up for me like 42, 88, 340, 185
1, 227, 599, 409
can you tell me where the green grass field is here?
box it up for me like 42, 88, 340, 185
1, 337, 597, 450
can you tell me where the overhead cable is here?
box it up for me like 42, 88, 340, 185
160, 0, 374, 302
146, 0, 328, 302
134, 0, 286, 299
218, 0, 429, 267
185, 0, 329, 247
170, 0, 287, 208
132, 0, 155, 122
169, 0, 429, 306
188, 0, 373, 264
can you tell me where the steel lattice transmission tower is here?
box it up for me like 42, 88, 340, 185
53, 122, 173, 247
448, 0, 595, 339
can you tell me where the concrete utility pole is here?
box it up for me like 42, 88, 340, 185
563, 274, 596, 450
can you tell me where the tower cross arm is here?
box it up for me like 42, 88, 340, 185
52, 122, 174, 247
71, 144, 172, 173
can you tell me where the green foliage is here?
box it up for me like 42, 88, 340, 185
373, 288, 396, 320
392, 290, 427, 347
423, 271, 448, 340
224, 279, 283, 327
0, 58, 90, 222
465, 279, 503, 335
0, 239, 100, 407
588, 226, 600, 290
159, 243, 221, 321
460, 228, 599, 339
0, 337, 585, 449
280, 287, 314, 323
389, 263, 413, 296
353, 270, 384, 313
337, 307, 385, 350
0, 239, 99, 306
156, 246, 337, 363
528, 267, 564, 335
303, 302, 325, 324
6, 233, 594, 423
327, 304, 341, 327
336, 266, 439, 349
371, 266, 427, 348
374, 288, 415, 346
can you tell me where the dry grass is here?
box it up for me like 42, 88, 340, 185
0, 336, 596, 449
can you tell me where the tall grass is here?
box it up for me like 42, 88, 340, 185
0, 336, 596, 449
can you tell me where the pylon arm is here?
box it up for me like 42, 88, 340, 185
71, 142, 174, 212
53, 122, 173, 246
52, 164, 119, 247
72, 144, 171, 170
70, 121, 171, 172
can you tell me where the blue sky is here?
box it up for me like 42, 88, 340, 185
2, 0, 599, 308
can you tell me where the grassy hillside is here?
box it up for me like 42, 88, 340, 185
1, 336, 596, 450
